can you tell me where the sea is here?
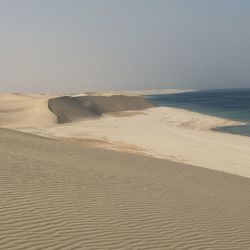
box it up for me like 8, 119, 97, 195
146, 88, 250, 137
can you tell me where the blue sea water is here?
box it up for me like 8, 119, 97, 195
146, 89, 250, 137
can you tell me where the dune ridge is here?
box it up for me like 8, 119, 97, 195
85, 88, 194, 96
48, 96, 102, 123
48, 95, 154, 123
0, 93, 154, 126
0, 93, 56, 128
1, 127, 250, 249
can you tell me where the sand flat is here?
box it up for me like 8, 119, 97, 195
1, 128, 250, 249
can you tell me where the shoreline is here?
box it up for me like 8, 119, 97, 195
146, 90, 250, 138
146, 104, 249, 137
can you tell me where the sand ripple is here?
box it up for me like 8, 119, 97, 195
1, 128, 250, 249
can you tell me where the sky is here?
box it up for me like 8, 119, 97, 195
0, 0, 249, 92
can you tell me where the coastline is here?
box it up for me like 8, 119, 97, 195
146, 89, 250, 138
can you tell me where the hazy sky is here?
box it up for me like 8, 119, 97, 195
0, 0, 250, 92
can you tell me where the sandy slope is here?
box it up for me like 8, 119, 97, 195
1, 127, 250, 249
0, 93, 56, 128
22, 107, 250, 178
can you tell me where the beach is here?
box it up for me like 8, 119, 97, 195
1, 92, 250, 249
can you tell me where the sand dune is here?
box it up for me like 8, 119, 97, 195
48, 96, 102, 123
76, 95, 154, 113
0, 93, 153, 126
48, 95, 154, 123
1, 127, 250, 249
1, 93, 250, 249
0, 93, 56, 128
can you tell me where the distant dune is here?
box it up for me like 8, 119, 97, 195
85, 88, 194, 96
0, 93, 155, 126
48, 96, 102, 123
48, 95, 154, 123
0, 93, 56, 128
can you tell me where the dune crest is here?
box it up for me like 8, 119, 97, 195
0, 94, 56, 128
48, 95, 154, 123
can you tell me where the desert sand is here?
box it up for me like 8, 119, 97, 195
1, 127, 250, 249
0, 93, 56, 128
1, 92, 250, 249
